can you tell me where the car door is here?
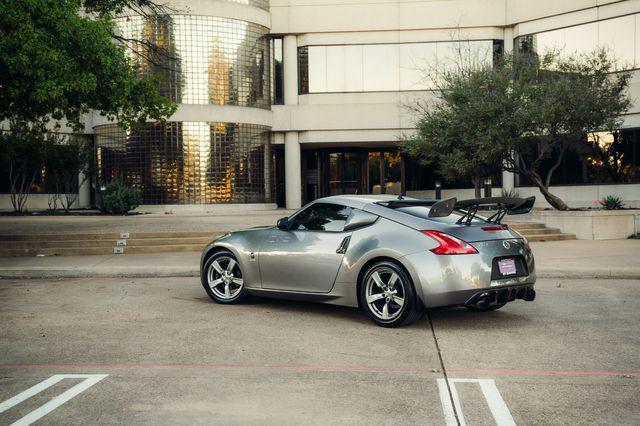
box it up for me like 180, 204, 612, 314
259, 202, 353, 293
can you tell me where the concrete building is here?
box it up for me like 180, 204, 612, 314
2, 0, 640, 211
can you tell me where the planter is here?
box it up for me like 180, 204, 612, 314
513, 209, 640, 240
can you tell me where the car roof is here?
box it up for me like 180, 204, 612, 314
314, 194, 418, 209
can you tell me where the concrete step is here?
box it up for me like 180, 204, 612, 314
508, 223, 547, 230
124, 244, 206, 254
1, 233, 121, 241
515, 228, 561, 235
0, 247, 115, 257
1, 236, 217, 249
0, 231, 220, 242
526, 233, 576, 242
2, 240, 118, 249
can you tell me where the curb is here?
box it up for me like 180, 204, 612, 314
1, 269, 639, 280
0, 268, 200, 280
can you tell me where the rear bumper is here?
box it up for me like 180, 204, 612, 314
465, 285, 536, 309
401, 239, 536, 308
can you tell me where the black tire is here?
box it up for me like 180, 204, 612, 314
466, 303, 506, 312
359, 260, 419, 327
201, 250, 247, 304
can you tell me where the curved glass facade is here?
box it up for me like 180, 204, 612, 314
95, 123, 273, 204
96, 14, 274, 204
116, 15, 271, 109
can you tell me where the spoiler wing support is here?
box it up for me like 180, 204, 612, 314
455, 196, 535, 225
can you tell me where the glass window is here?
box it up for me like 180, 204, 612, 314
598, 15, 635, 68
344, 45, 364, 91
516, 13, 640, 70
300, 40, 494, 93
326, 46, 346, 92
363, 44, 399, 91
272, 37, 284, 104
400, 43, 437, 90
298, 46, 309, 94
308, 46, 327, 93
289, 203, 353, 232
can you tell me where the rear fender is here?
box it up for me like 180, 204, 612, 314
334, 218, 431, 303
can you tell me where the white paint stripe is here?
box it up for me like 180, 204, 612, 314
0, 376, 65, 413
437, 378, 458, 426
0, 374, 108, 426
478, 379, 516, 426
437, 378, 515, 426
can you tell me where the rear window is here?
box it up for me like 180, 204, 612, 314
395, 206, 488, 225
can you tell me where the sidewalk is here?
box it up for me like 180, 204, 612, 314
0, 240, 638, 280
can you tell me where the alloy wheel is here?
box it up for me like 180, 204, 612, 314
365, 266, 406, 321
207, 255, 244, 300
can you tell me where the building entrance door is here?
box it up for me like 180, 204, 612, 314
301, 148, 403, 204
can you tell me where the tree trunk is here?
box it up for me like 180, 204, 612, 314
530, 174, 569, 210
473, 178, 482, 198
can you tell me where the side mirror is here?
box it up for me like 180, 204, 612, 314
276, 217, 290, 230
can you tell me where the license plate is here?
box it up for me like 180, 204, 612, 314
497, 258, 517, 276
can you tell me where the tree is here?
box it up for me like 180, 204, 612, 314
43, 135, 92, 213
403, 64, 512, 198
0, 124, 47, 212
403, 49, 632, 210
0, 0, 177, 131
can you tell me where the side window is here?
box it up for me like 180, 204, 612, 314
289, 203, 352, 232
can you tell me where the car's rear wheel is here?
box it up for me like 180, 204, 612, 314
202, 251, 247, 304
360, 261, 418, 327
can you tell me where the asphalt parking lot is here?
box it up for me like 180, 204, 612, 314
1, 276, 638, 424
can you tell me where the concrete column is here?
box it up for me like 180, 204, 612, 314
502, 168, 515, 193
283, 35, 301, 209
501, 28, 517, 194
285, 131, 302, 209
503, 27, 514, 53
78, 170, 91, 208
283, 35, 298, 105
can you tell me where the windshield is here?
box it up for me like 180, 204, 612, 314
395, 206, 489, 225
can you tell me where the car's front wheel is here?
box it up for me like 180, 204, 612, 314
202, 250, 247, 304
360, 261, 418, 327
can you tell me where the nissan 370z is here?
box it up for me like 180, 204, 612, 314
200, 195, 537, 327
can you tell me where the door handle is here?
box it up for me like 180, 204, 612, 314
336, 236, 351, 254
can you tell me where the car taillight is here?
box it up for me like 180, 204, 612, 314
420, 230, 478, 255
481, 225, 507, 231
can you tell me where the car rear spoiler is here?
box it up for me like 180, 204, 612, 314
454, 196, 536, 225
380, 196, 535, 225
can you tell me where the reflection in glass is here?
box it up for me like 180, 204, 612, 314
329, 152, 360, 195
300, 40, 493, 94
95, 123, 273, 204
272, 37, 284, 104
516, 13, 639, 69
116, 15, 271, 109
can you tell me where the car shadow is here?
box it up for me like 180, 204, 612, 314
427, 306, 531, 331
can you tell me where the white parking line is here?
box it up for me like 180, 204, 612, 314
0, 374, 108, 426
437, 378, 516, 426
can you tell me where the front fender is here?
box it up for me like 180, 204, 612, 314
200, 227, 273, 289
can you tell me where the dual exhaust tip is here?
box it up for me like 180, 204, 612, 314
468, 287, 536, 309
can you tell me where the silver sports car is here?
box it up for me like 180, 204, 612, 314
200, 195, 537, 327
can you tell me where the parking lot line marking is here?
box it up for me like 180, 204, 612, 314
437, 378, 457, 426
0, 374, 107, 426
438, 378, 516, 426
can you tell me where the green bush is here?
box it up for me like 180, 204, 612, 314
598, 195, 624, 210
501, 188, 520, 198
102, 179, 142, 214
